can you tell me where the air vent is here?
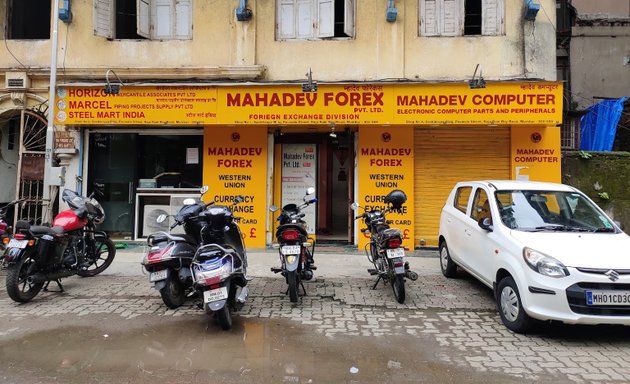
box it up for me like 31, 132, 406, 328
5, 72, 30, 90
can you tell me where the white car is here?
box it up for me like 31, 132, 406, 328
438, 180, 630, 333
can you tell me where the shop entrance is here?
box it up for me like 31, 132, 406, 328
87, 131, 203, 239
274, 130, 353, 244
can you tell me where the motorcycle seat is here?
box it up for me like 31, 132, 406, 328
151, 232, 197, 245
380, 228, 402, 238
30, 225, 64, 236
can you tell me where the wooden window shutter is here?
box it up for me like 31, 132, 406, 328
482, 0, 504, 35
317, 0, 334, 38
420, 0, 439, 36
137, 0, 151, 38
278, 0, 297, 39
93, 0, 114, 39
155, 0, 174, 39
442, 0, 461, 36
174, 0, 192, 39
344, 0, 355, 38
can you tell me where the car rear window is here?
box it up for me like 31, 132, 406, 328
454, 187, 472, 214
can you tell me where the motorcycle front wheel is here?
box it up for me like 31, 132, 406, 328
77, 238, 116, 277
287, 270, 299, 303
160, 272, 186, 309
216, 305, 233, 330
6, 254, 43, 303
391, 274, 406, 304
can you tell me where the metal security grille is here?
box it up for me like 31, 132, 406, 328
413, 126, 511, 247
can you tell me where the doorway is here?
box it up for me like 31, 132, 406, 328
274, 130, 354, 244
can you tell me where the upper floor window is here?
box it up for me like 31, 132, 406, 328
93, 0, 192, 40
277, 0, 355, 40
419, 0, 504, 37
4, 0, 50, 39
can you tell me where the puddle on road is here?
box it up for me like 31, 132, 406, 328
0, 317, 527, 384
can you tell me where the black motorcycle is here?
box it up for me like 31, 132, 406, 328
142, 187, 211, 309
3, 189, 116, 302
351, 189, 417, 304
270, 187, 317, 303
191, 195, 249, 330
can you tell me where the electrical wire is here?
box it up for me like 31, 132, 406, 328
3, 21, 27, 69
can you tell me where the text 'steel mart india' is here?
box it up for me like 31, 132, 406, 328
54, 81, 563, 249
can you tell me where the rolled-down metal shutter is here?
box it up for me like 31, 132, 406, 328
413, 127, 511, 247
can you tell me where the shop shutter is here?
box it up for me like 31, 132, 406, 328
413, 127, 510, 247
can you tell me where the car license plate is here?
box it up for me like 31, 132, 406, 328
586, 290, 630, 306
386, 248, 405, 259
203, 286, 228, 303
7, 239, 28, 249
281, 245, 301, 255
149, 269, 168, 282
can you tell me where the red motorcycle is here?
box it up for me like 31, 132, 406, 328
3, 189, 116, 303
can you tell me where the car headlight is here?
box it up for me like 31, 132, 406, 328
523, 247, 569, 278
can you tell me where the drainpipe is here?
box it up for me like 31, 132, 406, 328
42, 0, 62, 224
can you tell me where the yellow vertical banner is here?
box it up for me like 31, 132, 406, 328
511, 127, 561, 182
203, 127, 268, 248
357, 126, 415, 250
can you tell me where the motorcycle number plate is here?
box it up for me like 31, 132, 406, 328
149, 269, 168, 282
280, 245, 301, 255
386, 248, 405, 259
7, 239, 28, 249
203, 287, 228, 303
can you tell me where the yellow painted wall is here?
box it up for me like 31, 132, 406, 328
0, 0, 556, 82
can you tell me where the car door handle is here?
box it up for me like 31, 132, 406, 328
464, 228, 472, 237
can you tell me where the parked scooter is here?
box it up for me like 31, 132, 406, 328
142, 186, 210, 309
351, 189, 418, 304
3, 189, 116, 303
270, 187, 317, 303
191, 195, 249, 330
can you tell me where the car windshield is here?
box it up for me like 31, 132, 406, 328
494, 190, 617, 233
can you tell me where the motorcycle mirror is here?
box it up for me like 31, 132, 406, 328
269, 205, 279, 212
156, 214, 167, 223
200, 185, 209, 195
234, 195, 245, 204
306, 187, 316, 195
350, 202, 359, 211
183, 198, 196, 206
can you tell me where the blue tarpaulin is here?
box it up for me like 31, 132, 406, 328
580, 97, 628, 151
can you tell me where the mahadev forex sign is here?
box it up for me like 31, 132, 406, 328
357, 126, 415, 249
203, 127, 268, 248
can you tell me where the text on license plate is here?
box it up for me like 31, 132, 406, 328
7, 239, 28, 249
281, 245, 301, 255
204, 286, 228, 303
586, 290, 630, 306
149, 270, 168, 282
386, 248, 405, 259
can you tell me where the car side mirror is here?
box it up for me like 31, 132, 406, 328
614, 220, 625, 231
478, 217, 493, 232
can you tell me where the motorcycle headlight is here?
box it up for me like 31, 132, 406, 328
193, 260, 233, 285
523, 247, 569, 278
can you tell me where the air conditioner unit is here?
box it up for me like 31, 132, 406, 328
142, 205, 171, 237
5, 72, 30, 90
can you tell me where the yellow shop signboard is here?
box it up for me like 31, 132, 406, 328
356, 126, 415, 250
54, 82, 562, 126
203, 127, 268, 249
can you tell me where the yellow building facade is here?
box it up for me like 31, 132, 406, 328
0, 0, 559, 248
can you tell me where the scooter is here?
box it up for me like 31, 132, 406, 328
142, 186, 210, 309
270, 187, 317, 303
0, 198, 26, 256
190, 195, 249, 330
351, 189, 418, 304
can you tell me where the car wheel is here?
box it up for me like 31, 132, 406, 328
439, 241, 457, 278
497, 276, 533, 334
